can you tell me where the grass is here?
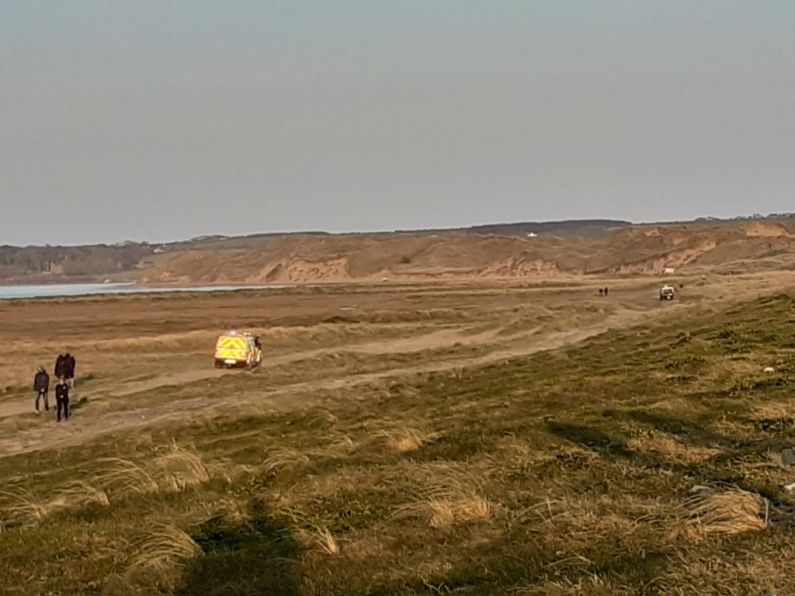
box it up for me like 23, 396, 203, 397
1, 290, 795, 593
375, 424, 440, 453
95, 457, 160, 497
393, 463, 496, 529
153, 446, 211, 492
0, 486, 49, 528
670, 487, 770, 541
129, 523, 203, 571
279, 507, 341, 555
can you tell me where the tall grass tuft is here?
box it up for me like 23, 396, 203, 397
95, 458, 159, 498
153, 446, 210, 492
325, 431, 356, 455
1, 482, 109, 529
262, 448, 310, 474
205, 498, 249, 526
280, 507, 340, 555
394, 465, 495, 528
0, 487, 48, 528
96, 446, 210, 497
671, 487, 770, 541
376, 425, 440, 453
49, 481, 110, 513
128, 523, 202, 571
307, 408, 339, 427
205, 459, 256, 484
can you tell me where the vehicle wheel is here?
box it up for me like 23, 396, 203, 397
214, 359, 222, 369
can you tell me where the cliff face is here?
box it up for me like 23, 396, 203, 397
5, 220, 795, 285
141, 221, 795, 284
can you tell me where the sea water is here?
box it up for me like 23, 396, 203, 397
0, 283, 278, 300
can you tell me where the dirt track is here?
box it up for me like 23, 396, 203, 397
0, 320, 619, 457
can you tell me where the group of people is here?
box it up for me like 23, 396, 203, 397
33, 352, 76, 422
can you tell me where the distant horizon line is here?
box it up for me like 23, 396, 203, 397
4, 212, 794, 250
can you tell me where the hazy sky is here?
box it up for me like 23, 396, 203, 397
2, 1, 794, 245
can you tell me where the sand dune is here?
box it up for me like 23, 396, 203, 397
139, 221, 795, 284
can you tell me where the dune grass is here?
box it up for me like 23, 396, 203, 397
1, 293, 795, 593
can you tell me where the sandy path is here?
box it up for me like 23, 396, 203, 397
120, 327, 499, 393
0, 326, 501, 420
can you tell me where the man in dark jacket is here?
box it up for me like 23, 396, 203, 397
54, 354, 66, 380
63, 353, 76, 388
55, 379, 70, 422
33, 367, 49, 414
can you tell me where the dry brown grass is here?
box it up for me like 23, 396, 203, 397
627, 433, 722, 464
280, 507, 340, 555
494, 438, 600, 471
95, 447, 210, 498
0, 481, 109, 529
515, 494, 656, 547
204, 459, 257, 484
425, 497, 494, 529
128, 523, 201, 569
0, 487, 48, 528
513, 575, 619, 596
262, 448, 311, 474
206, 498, 250, 526
49, 481, 110, 512
306, 407, 339, 426
376, 425, 440, 453
394, 465, 496, 528
264, 322, 425, 350
95, 458, 160, 497
320, 431, 356, 455
652, 544, 795, 595
152, 446, 210, 492
751, 400, 795, 420
670, 487, 770, 541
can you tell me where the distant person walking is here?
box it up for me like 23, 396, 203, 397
604, 287, 609, 296
33, 367, 50, 414
55, 379, 70, 422
54, 353, 66, 381
63, 353, 76, 388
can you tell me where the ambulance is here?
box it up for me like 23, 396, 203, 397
214, 331, 262, 369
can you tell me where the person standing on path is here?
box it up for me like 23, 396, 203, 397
54, 353, 66, 381
63, 353, 76, 389
55, 379, 70, 421
33, 367, 50, 414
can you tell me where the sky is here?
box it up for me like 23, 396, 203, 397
1, 1, 794, 246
